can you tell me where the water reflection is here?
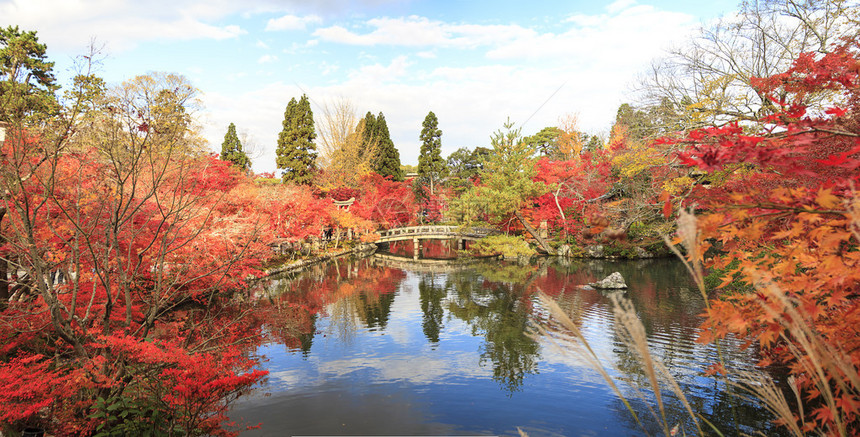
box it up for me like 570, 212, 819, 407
418, 274, 445, 344
443, 263, 541, 394
384, 239, 463, 259
233, 256, 782, 436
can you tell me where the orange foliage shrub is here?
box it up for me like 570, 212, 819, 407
674, 40, 860, 435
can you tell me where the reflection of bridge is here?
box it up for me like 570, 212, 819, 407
370, 252, 500, 273
377, 226, 495, 260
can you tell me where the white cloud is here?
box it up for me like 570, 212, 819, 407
487, 6, 695, 61
319, 61, 340, 76
565, 14, 602, 27
265, 14, 323, 31
0, 0, 250, 53
313, 16, 532, 48
257, 54, 278, 64
318, 352, 488, 384
282, 39, 322, 55
348, 55, 412, 81
606, 0, 637, 14
21, 0, 716, 177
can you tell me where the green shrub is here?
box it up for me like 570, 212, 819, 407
603, 240, 637, 259
627, 221, 648, 240
468, 234, 534, 258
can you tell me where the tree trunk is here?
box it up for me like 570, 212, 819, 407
514, 210, 555, 255
552, 186, 568, 240
0, 206, 7, 304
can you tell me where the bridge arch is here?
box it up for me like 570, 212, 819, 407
376, 225, 494, 259
376, 225, 493, 243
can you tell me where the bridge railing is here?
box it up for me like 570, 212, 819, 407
378, 225, 495, 240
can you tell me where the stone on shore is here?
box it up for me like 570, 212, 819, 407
584, 245, 604, 258
557, 244, 572, 257
634, 247, 653, 258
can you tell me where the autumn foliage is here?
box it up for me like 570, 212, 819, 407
0, 127, 271, 435
455, 38, 860, 434
669, 40, 860, 435
350, 173, 417, 228
3, 19, 859, 437
0, 67, 411, 434
530, 152, 615, 241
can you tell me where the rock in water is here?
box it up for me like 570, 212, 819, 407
589, 272, 628, 289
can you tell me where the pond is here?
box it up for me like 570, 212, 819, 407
230, 250, 783, 436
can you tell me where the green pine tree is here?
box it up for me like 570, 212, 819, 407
359, 111, 377, 160
372, 112, 403, 181
220, 122, 250, 172
418, 111, 446, 195
276, 94, 317, 185
451, 118, 554, 254
0, 26, 59, 123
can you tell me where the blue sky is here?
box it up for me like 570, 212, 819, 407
2, 0, 740, 173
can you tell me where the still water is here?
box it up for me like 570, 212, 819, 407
231, 250, 780, 436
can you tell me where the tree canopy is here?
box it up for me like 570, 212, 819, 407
371, 112, 403, 181
220, 122, 251, 172
640, 0, 856, 128
524, 126, 561, 157
453, 119, 553, 253
276, 94, 317, 185
418, 111, 446, 195
0, 25, 57, 123
316, 98, 372, 189
446, 146, 489, 181
354, 111, 403, 181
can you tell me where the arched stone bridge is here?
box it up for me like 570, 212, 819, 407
377, 225, 494, 244
376, 225, 495, 259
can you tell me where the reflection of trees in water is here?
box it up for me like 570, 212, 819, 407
263, 258, 406, 349
327, 294, 360, 345
357, 287, 397, 329
261, 256, 780, 432
292, 314, 316, 355
548, 258, 707, 335
478, 289, 540, 395
418, 274, 446, 344
421, 240, 459, 259
444, 262, 542, 394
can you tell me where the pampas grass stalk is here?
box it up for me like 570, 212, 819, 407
748, 276, 860, 437
536, 290, 714, 436
534, 293, 648, 433
532, 204, 860, 436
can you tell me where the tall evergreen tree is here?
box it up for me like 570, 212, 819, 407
276, 94, 317, 185
372, 112, 403, 181
359, 111, 377, 160
219, 122, 250, 172
0, 26, 58, 123
418, 111, 445, 195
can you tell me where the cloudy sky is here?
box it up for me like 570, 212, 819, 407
2, 0, 740, 173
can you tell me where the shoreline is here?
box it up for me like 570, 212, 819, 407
261, 243, 378, 277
